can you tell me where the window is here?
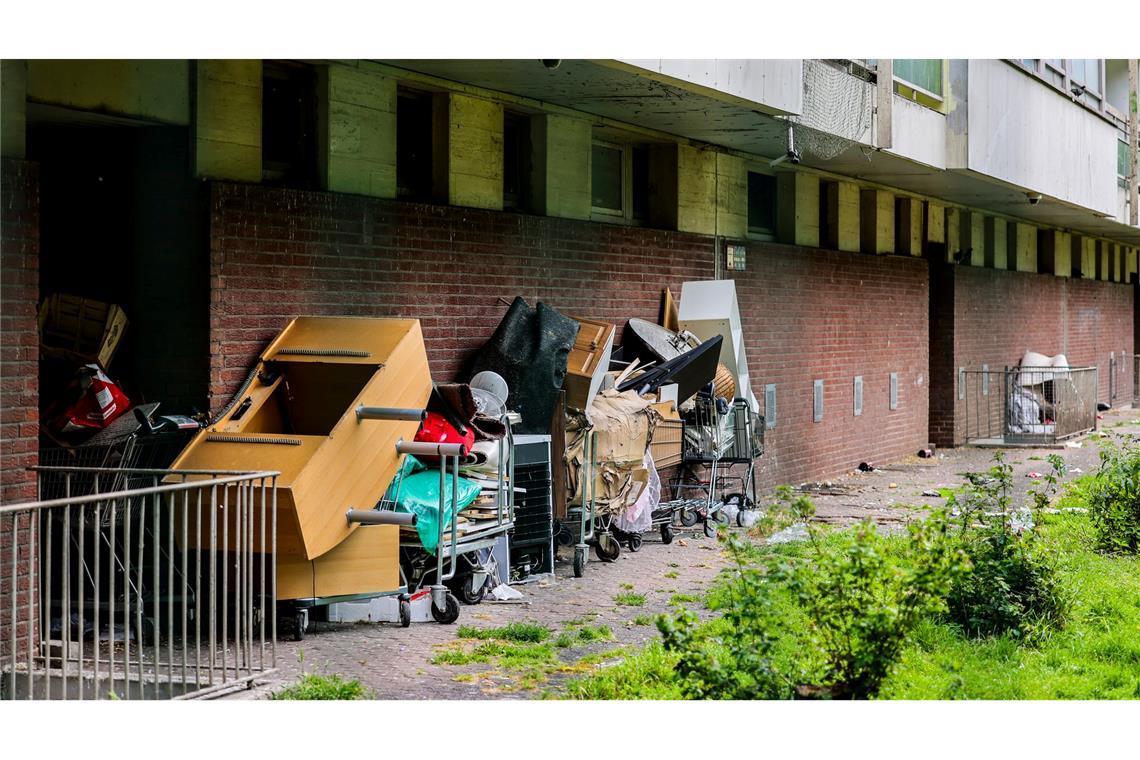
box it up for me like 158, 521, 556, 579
893, 59, 943, 99
1120, 139, 1130, 187
503, 111, 532, 211
747, 171, 777, 237
396, 89, 434, 201
262, 61, 318, 188
1017, 59, 1107, 113
590, 139, 649, 223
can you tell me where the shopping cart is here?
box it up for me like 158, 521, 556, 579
664, 393, 766, 536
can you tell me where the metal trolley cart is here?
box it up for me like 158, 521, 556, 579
387, 420, 515, 625
665, 394, 766, 537
555, 430, 598, 578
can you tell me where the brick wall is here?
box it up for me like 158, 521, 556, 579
931, 263, 1134, 446
1, 158, 40, 668
210, 182, 933, 488
729, 250, 930, 486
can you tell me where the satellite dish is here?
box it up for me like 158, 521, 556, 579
624, 318, 700, 364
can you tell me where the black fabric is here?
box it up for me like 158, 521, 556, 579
471, 297, 579, 434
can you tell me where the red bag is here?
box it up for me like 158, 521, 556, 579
54, 364, 131, 434
413, 411, 474, 463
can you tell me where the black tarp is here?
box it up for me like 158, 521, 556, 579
470, 297, 579, 434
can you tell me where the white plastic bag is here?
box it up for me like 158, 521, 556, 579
614, 451, 660, 534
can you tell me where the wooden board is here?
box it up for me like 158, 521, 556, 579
171, 317, 433, 562
312, 524, 399, 598
562, 317, 615, 411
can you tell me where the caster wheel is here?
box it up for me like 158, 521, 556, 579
431, 592, 461, 624
573, 548, 586, 578
680, 509, 698, 527
398, 600, 412, 628
292, 610, 307, 642
703, 518, 718, 538
628, 534, 643, 552
661, 524, 675, 545
460, 574, 486, 605
595, 534, 621, 562
713, 506, 730, 524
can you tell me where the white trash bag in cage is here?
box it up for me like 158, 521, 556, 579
614, 451, 661, 535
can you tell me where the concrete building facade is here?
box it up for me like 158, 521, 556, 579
1, 58, 1138, 502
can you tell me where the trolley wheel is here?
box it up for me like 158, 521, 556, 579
431, 592, 461, 624
573, 547, 586, 578
595, 534, 621, 562
398, 599, 412, 627
292, 610, 307, 642
703, 517, 719, 538
628, 534, 643, 552
680, 509, 699, 527
460, 574, 486, 605
661, 524, 675, 544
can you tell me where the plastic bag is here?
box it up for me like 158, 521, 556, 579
614, 451, 660, 534
394, 468, 482, 554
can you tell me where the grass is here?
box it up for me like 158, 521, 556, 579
664, 571, 679, 579
613, 592, 646, 607
630, 615, 654, 626
272, 673, 371, 700
455, 622, 550, 643
563, 503, 1140, 700
669, 593, 700, 606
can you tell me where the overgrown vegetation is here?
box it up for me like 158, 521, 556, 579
272, 673, 371, 700
1086, 436, 1140, 554
613, 592, 646, 607
563, 450, 1140, 699
944, 453, 1068, 639
455, 622, 550, 643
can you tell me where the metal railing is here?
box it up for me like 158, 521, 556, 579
0, 468, 278, 700
962, 366, 1098, 445
1134, 354, 1140, 406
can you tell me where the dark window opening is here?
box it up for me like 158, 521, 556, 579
503, 111, 531, 211
747, 171, 777, 235
397, 89, 434, 201
262, 61, 318, 189
631, 145, 649, 221
591, 143, 623, 213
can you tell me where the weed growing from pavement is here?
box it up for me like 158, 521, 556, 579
664, 571, 679, 579
614, 592, 646, 606
456, 622, 550, 643
670, 593, 700, 606
272, 673, 371, 700
620, 582, 634, 590
630, 615, 654, 626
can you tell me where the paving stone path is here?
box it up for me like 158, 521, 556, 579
229, 407, 1140, 700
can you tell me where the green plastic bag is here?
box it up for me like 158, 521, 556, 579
391, 458, 481, 554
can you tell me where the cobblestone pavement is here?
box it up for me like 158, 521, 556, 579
230, 407, 1140, 700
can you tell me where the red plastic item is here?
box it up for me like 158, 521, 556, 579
413, 411, 474, 462
54, 364, 130, 434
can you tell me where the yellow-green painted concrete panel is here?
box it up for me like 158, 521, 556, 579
985, 217, 1007, 270
777, 171, 820, 248
834, 181, 860, 252
195, 60, 260, 182
715, 153, 747, 240
27, 60, 190, 125
969, 212, 985, 267
324, 64, 396, 198
926, 201, 945, 245
1014, 223, 1036, 273
442, 93, 503, 210
532, 114, 591, 220
1, 60, 27, 158
677, 144, 717, 235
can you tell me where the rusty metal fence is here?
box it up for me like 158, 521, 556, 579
962, 366, 1098, 445
0, 468, 278, 700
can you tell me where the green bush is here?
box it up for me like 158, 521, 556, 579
658, 487, 966, 700
945, 454, 1068, 639
1086, 436, 1140, 554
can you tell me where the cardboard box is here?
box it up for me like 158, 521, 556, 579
39, 294, 129, 369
